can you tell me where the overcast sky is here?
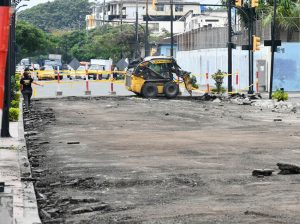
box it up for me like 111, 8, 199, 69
19, 0, 222, 11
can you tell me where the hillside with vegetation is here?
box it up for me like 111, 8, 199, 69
18, 0, 92, 31
16, 21, 146, 63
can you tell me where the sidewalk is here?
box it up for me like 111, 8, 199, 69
0, 109, 41, 224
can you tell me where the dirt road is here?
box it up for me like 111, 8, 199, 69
24, 96, 300, 224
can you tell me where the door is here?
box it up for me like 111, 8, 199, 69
256, 60, 267, 92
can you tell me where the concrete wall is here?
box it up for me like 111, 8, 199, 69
176, 43, 300, 92
176, 46, 271, 91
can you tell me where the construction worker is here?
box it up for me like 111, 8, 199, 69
20, 68, 43, 111
113, 66, 118, 80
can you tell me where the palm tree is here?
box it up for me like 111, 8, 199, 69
259, 0, 300, 40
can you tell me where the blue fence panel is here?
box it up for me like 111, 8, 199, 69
273, 43, 300, 91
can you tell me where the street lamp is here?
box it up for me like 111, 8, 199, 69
170, 0, 174, 57
134, 0, 139, 58
269, 0, 277, 99
145, 0, 149, 57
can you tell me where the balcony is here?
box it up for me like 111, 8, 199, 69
108, 15, 126, 20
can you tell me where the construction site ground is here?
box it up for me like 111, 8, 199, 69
24, 96, 300, 224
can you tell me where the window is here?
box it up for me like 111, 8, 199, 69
156, 4, 164, 11
175, 5, 183, 12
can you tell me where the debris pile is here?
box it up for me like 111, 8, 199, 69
277, 163, 300, 175
252, 163, 300, 177
252, 169, 274, 177
252, 100, 297, 113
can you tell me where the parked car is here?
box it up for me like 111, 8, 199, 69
75, 66, 87, 79
62, 64, 74, 79
88, 64, 107, 80
37, 66, 63, 80
33, 64, 40, 70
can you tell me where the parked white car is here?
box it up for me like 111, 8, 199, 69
75, 66, 87, 79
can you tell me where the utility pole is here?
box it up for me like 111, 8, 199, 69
170, 0, 174, 57
227, 0, 232, 92
269, 0, 277, 99
145, 0, 149, 57
135, 0, 139, 58
103, 0, 106, 26
120, 0, 123, 58
248, 7, 254, 94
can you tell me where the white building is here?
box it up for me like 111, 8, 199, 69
184, 11, 228, 32
86, 0, 201, 35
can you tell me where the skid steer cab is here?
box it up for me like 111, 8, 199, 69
125, 56, 197, 99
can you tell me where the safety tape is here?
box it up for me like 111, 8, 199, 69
35, 79, 125, 85
32, 70, 126, 75
191, 73, 234, 77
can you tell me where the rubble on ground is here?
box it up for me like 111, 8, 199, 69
202, 93, 298, 113
252, 169, 274, 177
252, 100, 297, 113
277, 163, 300, 175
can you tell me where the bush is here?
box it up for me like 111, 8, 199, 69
14, 92, 21, 101
15, 82, 21, 91
11, 100, 20, 108
15, 73, 21, 81
191, 75, 199, 89
211, 87, 226, 94
9, 108, 19, 122
211, 70, 225, 94
272, 88, 288, 101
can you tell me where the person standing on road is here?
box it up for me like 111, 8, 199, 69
113, 66, 118, 80
20, 68, 43, 111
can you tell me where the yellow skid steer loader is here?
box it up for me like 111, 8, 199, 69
125, 56, 197, 99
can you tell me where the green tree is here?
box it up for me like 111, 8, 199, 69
18, 0, 92, 31
258, 0, 300, 40
259, 0, 300, 29
54, 25, 145, 62
16, 21, 57, 62
55, 30, 88, 62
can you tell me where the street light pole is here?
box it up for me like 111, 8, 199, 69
170, 0, 174, 57
269, 0, 277, 99
120, 0, 123, 58
145, 0, 149, 57
248, 7, 254, 94
135, 0, 139, 58
227, 0, 232, 92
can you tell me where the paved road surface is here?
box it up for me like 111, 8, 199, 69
24, 96, 300, 223
33, 79, 132, 98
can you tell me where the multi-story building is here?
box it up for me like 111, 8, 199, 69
184, 11, 228, 32
86, 0, 201, 34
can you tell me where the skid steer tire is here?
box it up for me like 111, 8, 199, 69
164, 82, 179, 99
142, 82, 158, 98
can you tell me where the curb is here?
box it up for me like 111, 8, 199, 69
16, 99, 41, 224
